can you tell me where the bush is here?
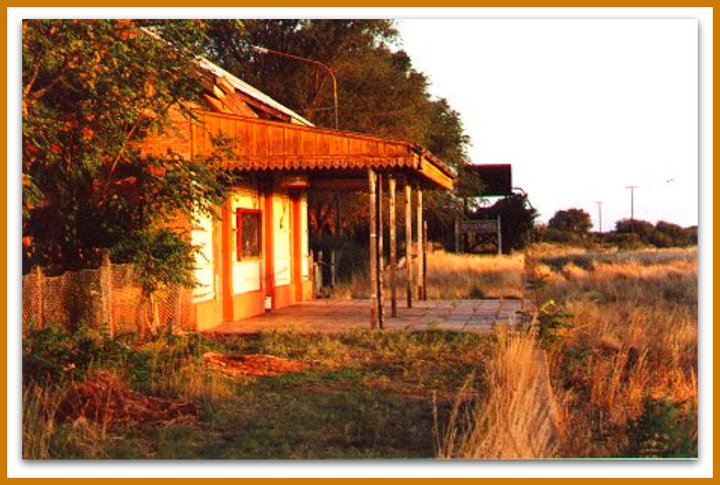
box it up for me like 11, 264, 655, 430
541, 228, 583, 245
625, 396, 697, 458
22, 320, 211, 391
23, 322, 105, 386
601, 232, 643, 250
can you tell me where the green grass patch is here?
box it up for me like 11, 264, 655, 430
24, 327, 495, 459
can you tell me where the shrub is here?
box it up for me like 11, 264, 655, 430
625, 396, 697, 458
23, 322, 105, 386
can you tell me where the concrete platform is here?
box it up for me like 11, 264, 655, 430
206, 299, 529, 334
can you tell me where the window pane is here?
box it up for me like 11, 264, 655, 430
241, 212, 261, 258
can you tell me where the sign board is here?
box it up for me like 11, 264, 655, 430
459, 219, 499, 234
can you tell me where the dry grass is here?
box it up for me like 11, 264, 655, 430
546, 256, 698, 457
333, 250, 524, 300
23, 384, 63, 459
439, 244, 698, 459
437, 329, 561, 459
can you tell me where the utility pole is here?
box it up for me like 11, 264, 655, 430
595, 201, 604, 233
251, 45, 339, 129
625, 185, 638, 231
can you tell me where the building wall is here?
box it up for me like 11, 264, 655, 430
226, 180, 265, 323
140, 107, 313, 331
191, 208, 223, 331
230, 189, 262, 295
190, 180, 312, 330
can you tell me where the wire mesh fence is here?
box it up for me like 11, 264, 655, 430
22, 257, 194, 335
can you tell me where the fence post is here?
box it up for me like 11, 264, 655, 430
100, 253, 114, 336
33, 266, 44, 328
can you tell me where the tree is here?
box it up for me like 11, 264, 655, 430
203, 20, 476, 243
615, 218, 656, 237
473, 192, 538, 253
22, 20, 233, 293
548, 208, 593, 233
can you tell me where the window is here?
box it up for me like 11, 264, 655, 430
236, 209, 261, 260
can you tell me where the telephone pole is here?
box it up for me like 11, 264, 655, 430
595, 201, 604, 233
625, 185, 638, 232
625, 185, 638, 221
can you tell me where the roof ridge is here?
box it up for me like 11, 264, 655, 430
196, 57, 314, 128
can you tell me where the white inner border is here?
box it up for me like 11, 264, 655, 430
7, 7, 713, 479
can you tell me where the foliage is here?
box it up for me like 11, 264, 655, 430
539, 227, 585, 245
23, 315, 212, 391
473, 192, 539, 253
23, 322, 105, 386
24, 325, 495, 459
22, 20, 233, 290
548, 208, 593, 233
202, 20, 477, 243
625, 396, 697, 458
610, 219, 696, 249
522, 255, 573, 348
614, 218, 656, 237
533, 299, 574, 349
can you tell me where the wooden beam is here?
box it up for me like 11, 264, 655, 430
377, 172, 384, 329
416, 184, 424, 301
368, 169, 378, 329
389, 175, 397, 318
418, 156, 454, 191
423, 220, 428, 301
405, 182, 413, 309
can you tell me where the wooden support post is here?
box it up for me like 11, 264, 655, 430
377, 172, 384, 329
423, 220, 428, 301
368, 169, 378, 329
388, 175, 397, 318
405, 182, 413, 309
416, 184, 424, 301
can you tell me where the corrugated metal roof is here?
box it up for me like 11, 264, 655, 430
196, 57, 314, 127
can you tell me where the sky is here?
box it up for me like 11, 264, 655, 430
395, 19, 699, 230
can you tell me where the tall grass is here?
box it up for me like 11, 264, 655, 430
23, 384, 62, 459
333, 250, 524, 300
21, 329, 235, 459
545, 255, 698, 457
440, 245, 698, 458
437, 329, 561, 459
